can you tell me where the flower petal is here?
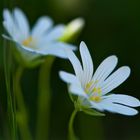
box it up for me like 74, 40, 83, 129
3, 9, 13, 24
103, 94, 140, 107
13, 8, 30, 39
89, 101, 104, 111
59, 18, 85, 42
37, 42, 76, 58
59, 71, 80, 85
69, 84, 87, 98
15, 43, 41, 61
3, 9, 18, 39
6, 38, 42, 64
99, 101, 138, 116
92, 55, 118, 88
44, 25, 65, 41
102, 66, 131, 95
64, 46, 83, 81
2, 34, 13, 41
32, 16, 53, 38
80, 41, 94, 85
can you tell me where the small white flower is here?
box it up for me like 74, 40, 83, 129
60, 18, 85, 42
59, 41, 140, 116
3, 8, 76, 66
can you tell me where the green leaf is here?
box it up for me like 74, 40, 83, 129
82, 108, 105, 117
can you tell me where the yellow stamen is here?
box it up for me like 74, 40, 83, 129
90, 96, 101, 102
85, 81, 93, 93
22, 36, 33, 46
92, 87, 102, 94
86, 82, 92, 89
85, 80, 100, 94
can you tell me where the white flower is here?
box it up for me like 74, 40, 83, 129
59, 41, 140, 116
59, 18, 85, 42
3, 8, 76, 66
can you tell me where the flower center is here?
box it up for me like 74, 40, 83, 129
85, 81, 93, 93
22, 36, 33, 47
92, 87, 102, 94
90, 87, 102, 102
85, 81, 102, 103
89, 96, 101, 102
85, 80, 98, 94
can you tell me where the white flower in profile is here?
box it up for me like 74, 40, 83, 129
60, 18, 85, 42
3, 8, 76, 66
59, 41, 140, 116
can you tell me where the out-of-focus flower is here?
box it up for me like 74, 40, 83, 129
59, 18, 85, 42
3, 8, 78, 67
59, 41, 140, 116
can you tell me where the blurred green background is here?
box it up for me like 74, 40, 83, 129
1, 0, 140, 140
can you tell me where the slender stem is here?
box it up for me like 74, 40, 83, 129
14, 66, 32, 140
36, 56, 54, 140
3, 42, 17, 140
68, 109, 78, 140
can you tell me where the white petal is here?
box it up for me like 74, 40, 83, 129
37, 42, 76, 58
14, 42, 42, 62
2, 34, 13, 41
3, 9, 17, 39
59, 71, 80, 85
64, 46, 83, 81
103, 94, 140, 107
60, 18, 85, 42
69, 84, 87, 98
13, 8, 29, 39
10, 37, 44, 61
89, 101, 104, 111
80, 41, 94, 85
102, 66, 131, 95
65, 18, 85, 34
99, 101, 138, 116
3, 9, 12, 23
92, 55, 118, 88
3, 21, 12, 36
32, 16, 53, 38
44, 25, 65, 41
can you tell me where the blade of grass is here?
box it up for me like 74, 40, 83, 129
3, 41, 17, 140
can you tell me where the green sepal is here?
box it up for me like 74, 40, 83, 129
67, 85, 79, 103
82, 108, 105, 117
12, 44, 45, 68
68, 92, 78, 103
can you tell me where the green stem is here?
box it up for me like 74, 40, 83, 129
3, 42, 17, 140
14, 66, 32, 140
36, 56, 54, 140
68, 109, 78, 140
